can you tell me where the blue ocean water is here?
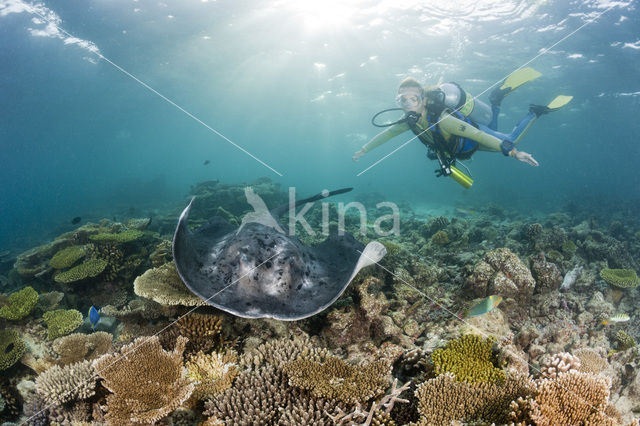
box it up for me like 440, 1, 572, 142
1, 0, 639, 252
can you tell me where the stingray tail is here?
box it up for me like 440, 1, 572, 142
271, 187, 354, 218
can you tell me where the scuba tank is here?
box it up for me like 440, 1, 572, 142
427, 82, 492, 126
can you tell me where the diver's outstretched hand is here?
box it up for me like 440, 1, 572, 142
513, 150, 539, 167
352, 149, 365, 162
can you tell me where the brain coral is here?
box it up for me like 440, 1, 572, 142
599, 268, 639, 289
0, 286, 38, 320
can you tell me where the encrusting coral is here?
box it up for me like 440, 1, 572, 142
53, 258, 108, 284
42, 309, 83, 339
34, 360, 97, 405
92, 335, 194, 425
431, 334, 506, 384
0, 330, 26, 370
51, 331, 113, 365
133, 262, 207, 307
0, 286, 38, 320
600, 268, 640, 289
282, 355, 391, 405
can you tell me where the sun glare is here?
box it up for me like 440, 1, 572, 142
286, 0, 359, 31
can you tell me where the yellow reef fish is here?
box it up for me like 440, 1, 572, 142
465, 295, 503, 318
602, 313, 630, 325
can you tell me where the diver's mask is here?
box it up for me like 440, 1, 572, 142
395, 91, 423, 109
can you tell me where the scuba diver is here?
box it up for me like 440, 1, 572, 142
352, 68, 572, 188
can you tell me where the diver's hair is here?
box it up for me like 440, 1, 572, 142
398, 77, 424, 95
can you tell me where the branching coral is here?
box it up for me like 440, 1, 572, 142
53, 258, 108, 284
185, 350, 239, 402
539, 352, 581, 379
528, 371, 616, 425
414, 373, 534, 425
0, 330, 26, 370
431, 334, 506, 384
600, 268, 640, 289
34, 360, 97, 405
49, 245, 88, 269
133, 262, 207, 307
160, 313, 225, 355
239, 333, 329, 371
42, 309, 83, 339
282, 355, 391, 405
0, 286, 38, 320
92, 335, 194, 425
51, 331, 113, 365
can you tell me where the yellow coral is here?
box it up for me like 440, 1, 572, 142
430, 230, 450, 246
42, 309, 83, 339
282, 355, 390, 405
431, 334, 506, 384
600, 268, 639, 289
185, 351, 239, 401
54, 258, 108, 283
49, 245, 88, 269
133, 262, 207, 307
0, 286, 38, 320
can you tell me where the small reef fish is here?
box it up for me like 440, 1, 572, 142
88, 305, 100, 329
71, 216, 82, 225
455, 207, 476, 216
203, 160, 210, 165
466, 295, 502, 318
602, 313, 630, 326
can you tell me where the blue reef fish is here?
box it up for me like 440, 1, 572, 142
88, 305, 100, 329
602, 313, 630, 326
71, 216, 82, 224
465, 295, 502, 318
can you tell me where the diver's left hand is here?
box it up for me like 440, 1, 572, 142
512, 150, 539, 167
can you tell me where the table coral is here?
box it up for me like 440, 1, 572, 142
51, 331, 113, 365
282, 355, 390, 405
0, 286, 38, 320
53, 258, 108, 284
185, 350, 239, 402
431, 334, 506, 384
133, 262, 207, 307
89, 229, 144, 243
49, 245, 88, 269
600, 268, 640, 289
92, 335, 195, 425
42, 309, 83, 339
0, 330, 26, 370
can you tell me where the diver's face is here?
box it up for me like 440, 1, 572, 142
396, 88, 424, 113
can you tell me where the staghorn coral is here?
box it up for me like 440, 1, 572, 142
600, 268, 640, 289
42, 309, 83, 339
414, 373, 534, 425
34, 360, 97, 405
49, 245, 88, 269
0, 286, 38, 320
89, 229, 144, 243
93, 335, 194, 425
47, 401, 91, 424
0, 330, 26, 370
240, 333, 329, 371
185, 350, 239, 402
133, 262, 207, 307
54, 258, 108, 284
431, 334, 506, 384
574, 348, 609, 375
282, 355, 391, 405
528, 371, 618, 425
539, 352, 581, 379
51, 331, 113, 365
161, 313, 226, 356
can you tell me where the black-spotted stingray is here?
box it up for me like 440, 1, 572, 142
173, 187, 386, 320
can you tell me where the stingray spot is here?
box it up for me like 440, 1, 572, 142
253, 274, 258, 280
296, 283, 302, 290
319, 281, 326, 286
305, 270, 310, 276
246, 302, 252, 306
265, 261, 272, 268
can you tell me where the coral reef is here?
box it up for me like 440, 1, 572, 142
89, 229, 144, 243
160, 313, 226, 355
53, 258, 108, 284
51, 331, 113, 365
42, 308, 83, 339
133, 262, 207, 306
93, 335, 195, 425
282, 355, 391, 404
49, 245, 88, 269
0, 286, 38, 320
185, 350, 239, 402
431, 334, 506, 384
600, 268, 640, 289
0, 330, 26, 370
34, 360, 97, 405
539, 351, 581, 379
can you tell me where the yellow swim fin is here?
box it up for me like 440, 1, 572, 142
500, 67, 542, 92
547, 95, 573, 110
